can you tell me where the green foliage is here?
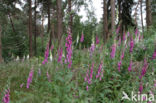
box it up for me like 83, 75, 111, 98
0, 28, 156, 102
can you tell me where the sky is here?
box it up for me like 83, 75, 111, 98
79, 0, 103, 22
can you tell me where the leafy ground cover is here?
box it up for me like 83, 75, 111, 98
0, 29, 156, 103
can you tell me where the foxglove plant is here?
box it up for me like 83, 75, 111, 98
121, 44, 127, 60
88, 63, 94, 84
152, 50, 156, 59
99, 69, 104, 81
20, 83, 24, 88
90, 44, 95, 58
26, 67, 34, 88
139, 58, 148, 79
58, 48, 63, 63
80, 32, 84, 42
117, 60, 122, 72
84, 63, 94, 91
127, 32, 130, 37
2, 89, 10, 103
129, 37, 134, 53
154, 80, 156, 87
65, 29, 72, 68
96, 35, 99, 44
139, 82, 143, 93
110, 42, 116, 59
121, 50, 125, 60
96, 61, 103, 80
42, 43, 50, 64
128, 60, 132, 72
84, 69, 89, 82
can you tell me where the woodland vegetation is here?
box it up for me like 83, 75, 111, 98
0, 0, 156, 102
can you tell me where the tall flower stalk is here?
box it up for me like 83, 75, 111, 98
139, 82, 143, 93
129, 37, 134, 53
80, 32, 84, 42
110, 42, 116, 59
2, 89, 10, 103
58, 48, 63, 63
65, 29, 72, 68
42, 43, 50, 64
96, 61, 103, 80
152, 50, 156, 59
26, 67, 34, 88
84, 62, 94, 91
117, 60, 122, 72
128, 59, 132, 72
139, 58, 148, 79
90, 44, 95, 58
96, 35, 99, 44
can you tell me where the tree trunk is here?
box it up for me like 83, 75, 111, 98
0, 25, 3, 63
68, 0, 72, 33
34, 0, 37, 56
146, 0, 152, 29
134, 0, 140, 26
8, 13, 16, 33
41, 16, 44, 52
28, 0, 33, 58
140, 0, 144, 33
47, 0, 51, 33
57, 0, 63, 48
118, 0, 123, 36
103, 0, 108, 42
111, 0, 115, 34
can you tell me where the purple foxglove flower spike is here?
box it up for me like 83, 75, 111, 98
99, 69, 104, 81
127, 32, 130, 37
118, 60, 122, 72
90, 44, 95, 58
96, 61, 103, 79
130, 37, 134, 53
80, 32, 84, 42
2, 89, 10, 103
58, 48, 63, 63
65, 28, 73, 68
20, 83, 24, 88
88, 63, 94, 84
152, 50, 156, 59
139, 58, 148, 79
123, 32, 126, 41
86, 85, 89, 91
27, 67, 34, 88
96, 35, 100, 44
110, 43, 116, 59
139, 82, 143, 93
128, 60, 132, 72
42, 43, 50, 64
84, 69, 89, 82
